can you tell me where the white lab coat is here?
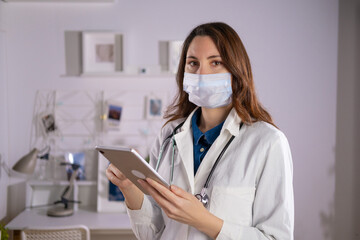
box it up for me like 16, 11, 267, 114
127, 108, 294, 240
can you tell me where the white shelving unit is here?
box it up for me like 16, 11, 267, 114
28, 88, 170, 213
26, 180, 97, 211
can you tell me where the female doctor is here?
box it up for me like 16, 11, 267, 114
107, 22, 294, 240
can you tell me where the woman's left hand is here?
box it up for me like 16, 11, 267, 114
138, 178, 223, 239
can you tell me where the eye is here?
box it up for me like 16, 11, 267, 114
212, 61, 222, 66
187, 61, 198, 67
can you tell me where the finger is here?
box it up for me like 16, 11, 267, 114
106, 168, 123, 186
139, 179, 176, 211
146, 178, 178, 203
138, 179, 162, 197
107, 164, 127, 180
170, 185, 191, 199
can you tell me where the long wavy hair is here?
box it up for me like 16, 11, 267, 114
164, 22, 275, 127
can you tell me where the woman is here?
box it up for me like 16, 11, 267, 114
107, 22, 294, 240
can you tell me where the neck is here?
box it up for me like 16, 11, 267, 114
198, 105, 232, 132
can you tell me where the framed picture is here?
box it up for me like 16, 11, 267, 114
97, 153, 126, 212
82, 32, 123, 73
38, 111, 58, 136
42, 113, 57, 133
159, 40, 183, 73
102, 100, 123, 131
145, 94, 165, 120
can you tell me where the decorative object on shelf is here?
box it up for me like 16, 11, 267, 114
138, 65, 162, 75
102, 100, 123, 131
0, 222, 9, 240
82, 32, 123, 74
159, 40, 183, 74
65, 152, 86, 181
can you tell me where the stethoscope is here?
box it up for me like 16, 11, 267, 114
155, 121, 244, 208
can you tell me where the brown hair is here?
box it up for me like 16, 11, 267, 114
164, 22, 275, 127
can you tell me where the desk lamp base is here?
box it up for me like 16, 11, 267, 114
47, 206, 74, 217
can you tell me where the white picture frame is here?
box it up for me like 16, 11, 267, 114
145, 93, 166, 120
97, 153, 127, 212
102, 100, 123, 132
82, 32, 123, 74
168, 41, 183, 74
159, 40, 183, 74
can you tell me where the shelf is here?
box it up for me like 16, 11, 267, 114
60, 72, 175, 78
27, 180, 97, 186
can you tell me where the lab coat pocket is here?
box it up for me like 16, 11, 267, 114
209, 186, 255, 226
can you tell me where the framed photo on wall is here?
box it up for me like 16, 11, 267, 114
82, 32, 123, 74
102, 100, 123, 131
145, 94, 166, 120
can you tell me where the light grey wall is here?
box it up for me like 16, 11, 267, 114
0, 1, 9, 221
335, 0, 360, 239
1, 1, 339, 239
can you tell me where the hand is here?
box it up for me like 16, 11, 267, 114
106, 163, 144, 210
106, 163, 134, 191
139, 178, 223, 239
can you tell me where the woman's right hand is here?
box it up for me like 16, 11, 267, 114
106, 163, 144, 210
106, 163, 134, 191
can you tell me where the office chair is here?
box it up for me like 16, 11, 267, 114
21, 225, 90, 240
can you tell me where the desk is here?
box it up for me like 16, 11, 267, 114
6, 208, 136, 240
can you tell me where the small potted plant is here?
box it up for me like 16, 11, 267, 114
0, 223, 9, 240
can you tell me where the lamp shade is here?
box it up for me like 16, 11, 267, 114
12, 148, 39, 174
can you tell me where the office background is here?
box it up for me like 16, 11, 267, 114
0, 0, 359, 239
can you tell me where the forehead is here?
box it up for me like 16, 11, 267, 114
186, 36, 220, 57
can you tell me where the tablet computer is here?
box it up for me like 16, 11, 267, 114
95, 145, 170, 195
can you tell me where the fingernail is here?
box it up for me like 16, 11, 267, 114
171, 185, 177, 191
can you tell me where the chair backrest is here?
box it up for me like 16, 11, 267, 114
21, 225, 90, 240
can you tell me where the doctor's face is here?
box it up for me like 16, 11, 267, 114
185, 36, 230, 75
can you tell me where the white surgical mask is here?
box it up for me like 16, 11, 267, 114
183, 72, 232, 108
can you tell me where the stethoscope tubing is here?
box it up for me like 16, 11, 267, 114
155, 120, 243, 207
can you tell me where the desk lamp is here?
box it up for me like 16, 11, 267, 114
47, 163, 81, 217
12, 146, 50, 175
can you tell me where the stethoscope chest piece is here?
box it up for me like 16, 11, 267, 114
195, 188, 209, 208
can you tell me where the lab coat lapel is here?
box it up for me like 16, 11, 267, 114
194, 108, 241, 193
173, 109, 197, 194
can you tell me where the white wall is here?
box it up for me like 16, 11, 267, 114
335, 0, 360, 239
0, 1, 9, 221
2, 1, 339, 239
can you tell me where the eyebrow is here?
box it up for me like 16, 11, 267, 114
186, 55, 221, 60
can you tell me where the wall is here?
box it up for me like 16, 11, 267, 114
0, 1, 9, 222
335, 0, 360, 239
1, 1, 339, 239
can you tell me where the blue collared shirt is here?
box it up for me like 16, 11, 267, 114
191, 108, 224, 175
